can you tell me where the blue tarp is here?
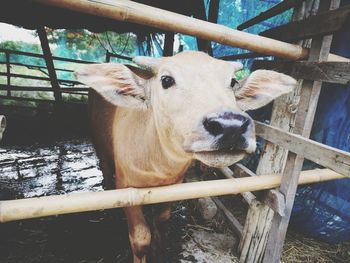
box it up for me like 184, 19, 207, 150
290, 9, 350, 243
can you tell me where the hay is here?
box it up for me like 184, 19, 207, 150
282, 231, 350, 263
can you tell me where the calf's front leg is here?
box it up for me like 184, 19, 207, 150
124, 206, 151, 263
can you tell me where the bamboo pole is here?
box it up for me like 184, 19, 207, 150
0, 169, 345, 223
31, 0, 309, 60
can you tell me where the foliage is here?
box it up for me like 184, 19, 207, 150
44, 29, 137, 62
214, 0, 292, 68
0, 41, 44, 66
180, 0, 292, 69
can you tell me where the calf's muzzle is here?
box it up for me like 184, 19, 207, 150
203, 111, 252, 151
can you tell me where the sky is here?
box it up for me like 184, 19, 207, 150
0, 23, 39, 44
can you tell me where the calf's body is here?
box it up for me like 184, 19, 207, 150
77, 51, 296, 263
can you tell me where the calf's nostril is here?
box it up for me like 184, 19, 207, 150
203, 118, 224, 136
239, 118, 250, 134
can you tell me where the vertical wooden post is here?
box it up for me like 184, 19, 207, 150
5, 50, 11, 97
262, 1, 340, 262
37, 26, 62, 103
105, 50, 111, 62
239, 1, 340, 262
163, 32, 174, 56
194, 0, 220, 55
239, 3, 312, 262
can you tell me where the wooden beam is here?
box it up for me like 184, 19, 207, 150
163, 32, 174, 56
0, 168, 345, 223
231, 164, 286, 217
105, 51, 132, 61
5, 50, 11, 96
240, 2, 339, 262
237, 0, 305, 30
260, 5, 350, 42
255, 121, 350, 177
37, 26, 62, 103
218, 52, 269, 61
212, 197, 243, 237
31, 0, 309, 60
219, 52, 349, 62
105, 50, 111, 62
262, 1, 341, 262
252, 61, 350, 84
219, 167, 256, 205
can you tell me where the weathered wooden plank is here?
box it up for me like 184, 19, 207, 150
212, 197, 244, 237
219, 167, 256, 205
219, 52, 349, 62
237, 0, 305, 30
240, 1, 340, 262
260, 5, 350, 42
262, 1, 341, 262
255, 121, 350, 177
229, 165, 286, 217
252, 61, 350, 84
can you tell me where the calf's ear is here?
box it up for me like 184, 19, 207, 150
75, 63, 152, 109
235, 70, 297, 111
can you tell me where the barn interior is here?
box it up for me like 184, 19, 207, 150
0, 0, 350, 263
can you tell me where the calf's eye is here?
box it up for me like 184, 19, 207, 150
161, 75, 175, 89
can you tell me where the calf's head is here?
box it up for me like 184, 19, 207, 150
76, 51, 296, 167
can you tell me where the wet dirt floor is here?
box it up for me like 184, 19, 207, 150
0, 110, 349, 263
0, 139, 238, 263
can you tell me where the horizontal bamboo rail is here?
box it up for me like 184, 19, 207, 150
0, 72, 80, 85
0, 84, 88, 92
0, 48, 95, 64
0, 61, 74, 73
31, 0, 308, 60
0, 168, 345, 223
0, 95, 87, 104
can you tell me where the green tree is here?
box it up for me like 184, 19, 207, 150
45, 29, 137, 62
0, 40, 43, 66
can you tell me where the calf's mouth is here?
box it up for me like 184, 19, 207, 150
194, 150, 248, 168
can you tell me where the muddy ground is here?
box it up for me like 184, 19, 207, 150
0, 109, 349, 263
0, 139, 239, 263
